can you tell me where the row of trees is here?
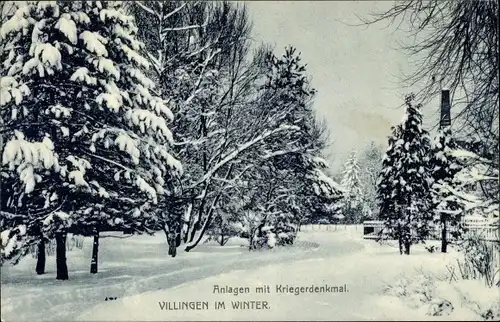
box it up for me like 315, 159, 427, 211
339, 0, 498, 237
362, 0, 498, 255
0, 1, 343, 279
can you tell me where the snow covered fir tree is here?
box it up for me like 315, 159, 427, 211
0, 1, 181, 278
0, 1, 498, 321
340, 150, 363, 223
429, 126, 465, 253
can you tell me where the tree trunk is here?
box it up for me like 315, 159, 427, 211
55, 232, 68, 280
163, 227, 171, 255
175, 232, 181, 247
169, 242, 177, 257
187, 199, 207, 244
184, 197, 220, 252
186, 167, 233, 250
182, 201, 193, 244
404, 241, 411, 255
35, 239, 46, 275
441, 217, 448, 253
248, 226, 257, 250
397, 221, 403, 255
90, 228, 99, 274
163, 227, 177, 257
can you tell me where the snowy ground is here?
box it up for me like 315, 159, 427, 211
1, 226, 497, 321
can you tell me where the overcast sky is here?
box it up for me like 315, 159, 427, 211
245, 1, 441, 172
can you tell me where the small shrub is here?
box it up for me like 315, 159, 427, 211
384, 269, 440, 309
425, 245, 438, 253
276, 231, 296, 246
456, 233, 499, 287
383, 273, 410, 297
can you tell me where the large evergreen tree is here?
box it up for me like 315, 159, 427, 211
429, 126, 465, 253
376, 94, 433, 255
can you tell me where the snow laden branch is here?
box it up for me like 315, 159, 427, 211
132, 1, 214, 79
134, 2, 160, 20
184, 48, 221, 106
438, 147, 499, 218
188, 124, 300, 189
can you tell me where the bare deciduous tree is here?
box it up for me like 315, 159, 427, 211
361, 1, 499, 160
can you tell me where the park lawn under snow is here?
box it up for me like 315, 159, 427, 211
1, 226, 496, 321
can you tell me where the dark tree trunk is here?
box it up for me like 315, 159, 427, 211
248, 227, 258, 250
186, 167, 233, 251
185, 200, 219, 252
441, 217, 448, 253
175, 233, 181, 247
163, 227, 177, 257
397, 222, 403, 255
35, 240, 46, 275
90, 228, 99, 274
55, 232, 68, 280
163, 228, 171, 255
188, 196, 207, 244
403, 212, 411, 255
169, 243, 177, 257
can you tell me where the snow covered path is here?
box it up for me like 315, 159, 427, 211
2, 227, 470, 321
78, 231, 374, 321
74, 228, 459, 321
1, 228, 365, 321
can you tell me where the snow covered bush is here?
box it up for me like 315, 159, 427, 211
385, 267, 500, 320
269, 215, 298, 247
383, 270, 437, 309
266, 230, 277, 248
447, 146, 499, 222
0, 225, 28, 265
438, 279, 500, 320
